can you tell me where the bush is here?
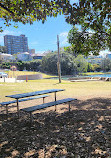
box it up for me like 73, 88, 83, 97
42, 52, 77, 75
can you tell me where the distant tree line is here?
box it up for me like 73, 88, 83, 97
0, 51, 111, 75
0, 45, 6, 53
0, 60, 42, 71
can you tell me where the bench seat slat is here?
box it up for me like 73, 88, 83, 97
0, 100, 16, 105
18, 95, 49, 102
6, 89, 64, 99
0, 95, 49, 106
21, 98, 77, 113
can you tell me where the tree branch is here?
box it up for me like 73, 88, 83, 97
0, 3, 15, 16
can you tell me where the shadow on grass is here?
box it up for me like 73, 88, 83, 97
0, 97, 111, 158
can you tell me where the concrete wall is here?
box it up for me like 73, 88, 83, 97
16, 74, 43, 80
69, 76, 111, 82
68, 77, 91, 80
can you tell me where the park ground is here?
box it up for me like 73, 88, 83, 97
0, 77, 111, 157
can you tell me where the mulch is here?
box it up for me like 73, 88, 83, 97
0, 97, 111, 158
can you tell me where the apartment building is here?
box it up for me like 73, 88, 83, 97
4, 34, 28, 54
28, 49, 35, 54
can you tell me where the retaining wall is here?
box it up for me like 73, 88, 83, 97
16, 74, 43, 80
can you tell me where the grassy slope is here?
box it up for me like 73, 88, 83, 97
0, 79, 111, 102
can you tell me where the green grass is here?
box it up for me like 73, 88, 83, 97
81, 72, 111, 76
0, 78, 111, 102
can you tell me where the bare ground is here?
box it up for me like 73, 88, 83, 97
0, 97, 111, 158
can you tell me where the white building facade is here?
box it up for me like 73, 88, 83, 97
0, 53, 15, 62
17, 52, 32, 61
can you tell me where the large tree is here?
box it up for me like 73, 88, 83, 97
66, 26, 108, 56
0, 0, 67, 32
66, 0, 111, 32
42, 51, 76, 75
0, 0, 110, 51
0, 1, 110, 31
67, 0, 111, 51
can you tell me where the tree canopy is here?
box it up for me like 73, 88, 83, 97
1, 0, 110, 54
66, 0, 111, 35
66, 26, 109, 56
0, 0, 67, 31
66, 0, 111, 53
0, 0, 110, 35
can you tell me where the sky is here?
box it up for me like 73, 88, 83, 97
0, 14, 73, 53
0, 6, 110, 56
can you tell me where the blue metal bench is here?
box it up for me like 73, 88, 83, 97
5, 89, 65, 118
0, 95, 49, 115
21, 98, 77, 122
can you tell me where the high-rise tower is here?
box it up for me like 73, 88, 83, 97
4, 34, 28, 54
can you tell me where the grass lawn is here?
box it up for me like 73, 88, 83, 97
0, 78, 111, 102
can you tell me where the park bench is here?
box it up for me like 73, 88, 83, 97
0, 95, 49, 115
21, 98, 77, 122
5, 89, 65, 118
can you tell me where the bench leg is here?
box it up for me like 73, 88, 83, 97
54, 92, 56, 101
43, 97, 45, 104
55, 105, 56, 112
16, 99, 20, 118
69, 102, 71, 112
6, 104, 8, 117
55, 92, 57, 111
30, 112, 33, 124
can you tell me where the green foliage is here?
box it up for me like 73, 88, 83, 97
24, 60, 42, 71
0, 0, 64, 32
87, 63, 93, 72
42, 52, 58, 75
92, 64, 101, 72
0, 60, 42, 71
0, 62, 10, 69
67, 26, 108, 56
101, 58, 111, 72
42, 52, 98, 75
0, 45, 6, 53
65, 1, 111, 51
60, 52, 77, 75
74, 55, 88, 73
42, 51, 76, 75
17, 61, 24, 71
1, 0, 110, 56
1, 0, 110, 48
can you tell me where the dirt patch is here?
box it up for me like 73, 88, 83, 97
0, 98, 111, 157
